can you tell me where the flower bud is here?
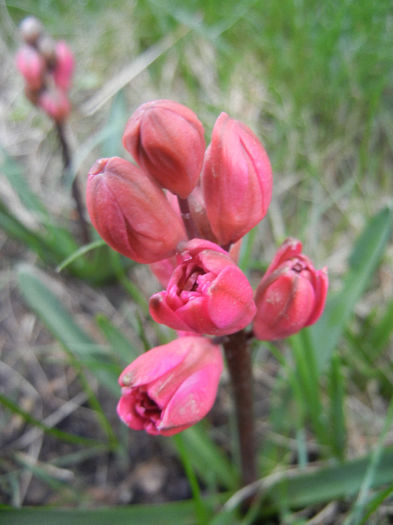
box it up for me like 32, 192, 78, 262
16, 45, 45, 90
38, 89, 70, 122
202, 113, 272, 246
117, 336, 223, 436
149, 239, 256, 336
122, 100, 205, 198
253, 238, 328, 341
19, 16, 43, 46
86, 157, 186, 263
53, 41, 74, 90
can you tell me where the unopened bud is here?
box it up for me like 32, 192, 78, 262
202, 113, 272, 246
86, 157, 186, 263
123, 100, 205, 198
38, 89, 70, 122
16, 45, 45, 90
19, 16, 43, 46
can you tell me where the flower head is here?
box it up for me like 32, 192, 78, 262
117, 336, 223, 436
253, 238, 328, 341
149, 239, 256, 336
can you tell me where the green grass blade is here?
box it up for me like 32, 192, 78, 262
0, 148, 49, 219
328, 353, 347, 460
309, 206, 393, 372
0, 393, 101, 447
368, 296, 393, 359
180, 424, 238, 490
290, 331, 326, 448
100, 90, 128, 158
0, 500, 201, 525
17, 264, 118, 395
359, 482, 393, 525
96, 314, 140, 364
55, 239, 106, 272
172, 434, 210, 525
0, 201, 53, 260
262, 445, 393, 513
343, 395, 393, 525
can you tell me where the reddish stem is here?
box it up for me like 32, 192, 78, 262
55, 121, 90, 244
178, 197, 200, 240
223, 330, 257, 486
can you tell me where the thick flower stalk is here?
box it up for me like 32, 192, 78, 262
122, 100, 205, 198
149, 239, 256, 335
86, 157, 186, 263
253, 238, 328, 341
117, 336, 223, 436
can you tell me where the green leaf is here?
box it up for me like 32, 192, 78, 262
181, 424, 238, 490
328, 353, 347, 460
17, 264, 118, 395
263, 445, 393, 513
0, 393, 101, 447
342, 395, 393, 525
0, 500, 199, 525
367, 296, 393, 359
55, 240, 107, 272
0, 200, 53, 261
100, 90, 128, 158
96, 314, 140, 365
290, 330, 326, 447
309, 206, 393, 372
0, 147, 49, 218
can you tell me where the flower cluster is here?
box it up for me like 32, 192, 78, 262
86, 100, 328, 436
16, 16, 74, 122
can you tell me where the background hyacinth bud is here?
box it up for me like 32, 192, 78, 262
117, 336, 223, 436
253, 238, 328, 341
53, 41, 74, 90
19, 16, 43, 46
16, 45, 45, 90
86, 157, 186, 263
38, 89, 71, 122
202, 112, 272, 247
122, 99, 205, 198
149, 239, 256, 336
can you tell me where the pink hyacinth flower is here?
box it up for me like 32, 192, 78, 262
253, 238, 328, 341
53, 41, 74, 90
86, 157, 186, 263
202, 112, 272, 246
117, 336, 223, 436
149, 239, 256, 336
38, 89, 71, 122
16, 45, 46, 90
122, 99, 205, 199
